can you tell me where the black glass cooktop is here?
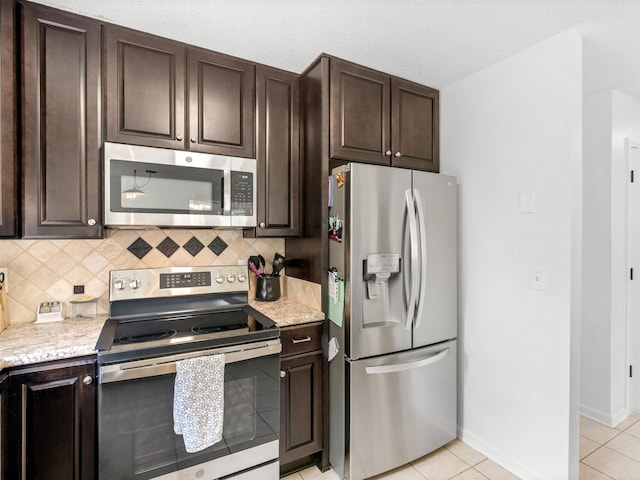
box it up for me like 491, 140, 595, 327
96, 305, 278, 365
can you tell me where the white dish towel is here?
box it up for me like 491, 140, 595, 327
173, 354, 225, 453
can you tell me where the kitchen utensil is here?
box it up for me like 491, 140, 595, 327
249, 263, 262, 277
257, 255, 265, 273
272, 253, 285, 275
248, 256, 261, 271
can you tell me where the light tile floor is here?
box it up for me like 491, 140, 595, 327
283, 416, 640, 480
281, 439, 520, 480
580, 414, 640, 479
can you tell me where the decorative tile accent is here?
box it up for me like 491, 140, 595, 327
157, 237, 179, 258
208, 236, 228, 256
183, 236, 204, 257
1, 230, 284, 324
127, 237, 153, 259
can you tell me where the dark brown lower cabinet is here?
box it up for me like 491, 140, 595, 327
280, 323, 323, 472
5, 357, 97, 480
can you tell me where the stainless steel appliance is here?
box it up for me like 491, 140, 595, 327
328, 163, 457, 480
104, 142, 257, 228
96, 266, 280, 480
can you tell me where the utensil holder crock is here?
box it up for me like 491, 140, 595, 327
255, 275, 281, 302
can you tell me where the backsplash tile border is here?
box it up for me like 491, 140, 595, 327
0, 229, 286, 325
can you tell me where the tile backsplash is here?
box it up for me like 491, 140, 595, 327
0, 229, 287, 325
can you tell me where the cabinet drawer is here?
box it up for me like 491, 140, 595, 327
280, 323, 322, 356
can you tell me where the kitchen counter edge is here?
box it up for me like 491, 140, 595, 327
0, 297, 324, 371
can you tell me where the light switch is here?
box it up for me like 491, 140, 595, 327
530, 267, 545, 291
519, 190, 536, 214
0, 268, 6, 291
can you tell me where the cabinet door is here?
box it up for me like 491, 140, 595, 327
104, 25, 186, 149
255, 65, 299, 237
6, 359, 96, 480
390, 77, 439, 172
280, 350, 323, 466
188, 48, 254, 157
21, 4, 102, 238
0, 0, 16, 238
330, 59, 390, 165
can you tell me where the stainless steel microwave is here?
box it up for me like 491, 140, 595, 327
104, 142, 256, 228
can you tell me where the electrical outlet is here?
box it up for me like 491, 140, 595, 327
0, 267, 7, 291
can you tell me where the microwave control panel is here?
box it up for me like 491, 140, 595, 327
231, 171, 254, 216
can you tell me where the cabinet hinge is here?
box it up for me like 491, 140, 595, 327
631, 365, 633, 378
632, 268, 634, 281
632, 170, 635, 183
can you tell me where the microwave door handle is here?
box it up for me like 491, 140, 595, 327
223, 170, 231, 216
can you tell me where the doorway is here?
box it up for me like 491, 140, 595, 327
627, 139, 640, 413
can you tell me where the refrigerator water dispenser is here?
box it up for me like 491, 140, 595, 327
363, 253, 401, 300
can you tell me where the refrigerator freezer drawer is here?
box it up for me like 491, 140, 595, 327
347, 340, 457, 480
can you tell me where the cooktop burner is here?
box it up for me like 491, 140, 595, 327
191, 323, 247, 335
118, 329, 178, 344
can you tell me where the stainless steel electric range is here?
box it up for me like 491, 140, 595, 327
95, 266, 281, 480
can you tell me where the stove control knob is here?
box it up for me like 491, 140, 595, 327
114, 279, 126, 290
216, 275, 224, 284
129, 279, 140, 289
227, 274, 236, 283
237, 273, 246, 282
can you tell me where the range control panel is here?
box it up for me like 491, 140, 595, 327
109, 266, 248, 301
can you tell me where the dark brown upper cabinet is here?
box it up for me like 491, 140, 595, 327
254, 65, 299, 237
105, 26, 255, 157
0, 0, 17, 238
21, 3, 102, 238
104, 25, 186, 150
188, 48, 255, 157
329, 58, 439, 172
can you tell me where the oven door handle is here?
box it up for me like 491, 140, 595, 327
99, 340, 281, 384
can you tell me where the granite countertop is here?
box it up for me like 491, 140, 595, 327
0, 316, 107, 370
0, 297, 324, 371
249, 297, 324, 327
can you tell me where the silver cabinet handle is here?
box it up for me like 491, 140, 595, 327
87, 218, 96, 226
191, 137, 197, 143
395, 152, 402, 158
385, 149, 392, 156
259, 222, 266, 228
176, 135, 183, 141
291, 336, 312, 344
280, 370, 286, 378
82, 375, 93, 385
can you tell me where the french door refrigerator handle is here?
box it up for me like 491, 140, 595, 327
365, 347, 451, 375
414, 189, 428, 329
404, 189, 419, 330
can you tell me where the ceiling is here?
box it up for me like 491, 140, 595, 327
33, 0, 640, 99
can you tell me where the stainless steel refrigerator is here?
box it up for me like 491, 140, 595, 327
328, 163, 457, 480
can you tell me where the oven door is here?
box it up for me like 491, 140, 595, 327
98, 340, 280, 480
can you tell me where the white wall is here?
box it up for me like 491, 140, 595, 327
441, 29, 583, 480
582, 90, 640, 425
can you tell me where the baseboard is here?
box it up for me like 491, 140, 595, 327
457, 426, 546, 480
580, 404, 628, 428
